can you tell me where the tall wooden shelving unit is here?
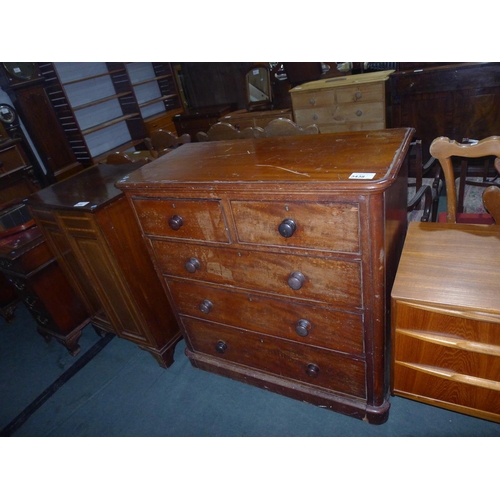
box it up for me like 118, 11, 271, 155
37, 62, 183, 168
125, 62, 183, 135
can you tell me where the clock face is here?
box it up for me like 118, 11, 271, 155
3, 62, 36, 81
0, 104, 17, 124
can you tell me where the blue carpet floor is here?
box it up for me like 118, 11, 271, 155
1, 300, 499, 438
1, 283, 496, 497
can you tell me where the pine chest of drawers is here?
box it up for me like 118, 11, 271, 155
118, 128, 413, 423
290, 70, 393, 134
392, 222, 500, 423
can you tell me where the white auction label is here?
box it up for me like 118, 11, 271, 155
349, 173, 376, 179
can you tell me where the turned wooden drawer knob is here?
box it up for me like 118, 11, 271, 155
288, 271, 305, 290
309, 98, 316, 105
355, 91, 362, 100
199, 299, 213, 314
306, 363, 320, 378
295, 319, 311, 337
215, 340, 227, 354
168, 214, 183, 231
184, 257, 200, 273
312, 114, 319, 121
278, 218, 296, 238
356, 110, 363, 117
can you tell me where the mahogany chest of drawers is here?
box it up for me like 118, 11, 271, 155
289, 70, 393, 134
392, 222, 500, 423
27, 164, 181, 368
118, 128, 413, 423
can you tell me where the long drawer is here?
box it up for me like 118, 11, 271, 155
294, 102, 385, 129
152, 240, 362, 307
183, 317, 366, 398
168, 278, 364, 355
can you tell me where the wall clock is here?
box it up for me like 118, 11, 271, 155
0, 103, 17, 124
2, 63, 37, 81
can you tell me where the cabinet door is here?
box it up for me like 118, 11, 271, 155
66, 230, 149, 344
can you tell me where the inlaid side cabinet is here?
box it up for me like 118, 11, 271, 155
118, 128, 414, 423
27, 164, 181, 368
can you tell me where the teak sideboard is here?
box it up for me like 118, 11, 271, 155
118, 128, 414, 423
27, 164, 181, 368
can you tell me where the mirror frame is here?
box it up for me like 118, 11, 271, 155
245, 65, 273, 111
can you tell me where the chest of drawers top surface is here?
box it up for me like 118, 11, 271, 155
392, 222, 500, 314
117, 128, 412, 192
289, 70, 394, 94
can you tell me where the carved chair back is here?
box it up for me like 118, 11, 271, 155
429, 136, 500, 223
264, 118, 319, 137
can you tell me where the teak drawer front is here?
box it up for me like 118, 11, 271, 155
168, 279, 364, 354
152, 240, 362, 307
132, 198, 229, 243
394, 362, 500, 417
395, 301, 500, 347
394, 330, 500, 384
184, 317, 366, 398
231, 200, 360, 253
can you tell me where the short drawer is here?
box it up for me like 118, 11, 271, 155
152, 241, 362, 308
168, 278, 364, 354
58, 211, 96, 233
231, 200, 359, 253
336, 82, 385, 104
183, 317, 366, 398
291, 90, 336, 110
132, 197, 229, 243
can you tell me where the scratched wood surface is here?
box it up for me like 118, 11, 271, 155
117, 129, 413, 191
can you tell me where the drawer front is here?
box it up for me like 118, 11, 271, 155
152, 240, 362, 307
394, 330, 500, 384
184, 317, 366, 397
294, 102, 384, 128
291, 90, 336, 110
0, 241, 54, 276
395, 301, 500, 347
291, 83, 383, 110
231, 200, 360, 253
132, 198, 229, 243
335, 83, 384, 104
57, 211, 95, 233
394, 361, 500, 417
168, 279, 364, 354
